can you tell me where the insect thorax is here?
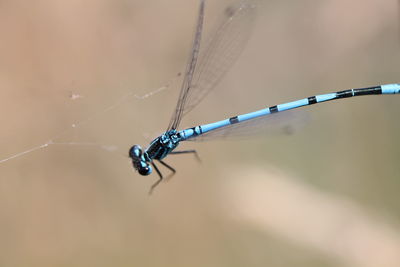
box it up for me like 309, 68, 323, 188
145, 130, 182, 160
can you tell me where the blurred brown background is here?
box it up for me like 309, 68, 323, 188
0, 0, 399, 266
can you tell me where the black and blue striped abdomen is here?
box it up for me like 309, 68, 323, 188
179, 84, 400, 140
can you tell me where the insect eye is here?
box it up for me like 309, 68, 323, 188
129, 145, 142, 158
138, 165, 152, 176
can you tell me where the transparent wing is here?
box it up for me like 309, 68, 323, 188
183, 0, 256, 116
187, 111, 308, 141
167, 0, 256, 131
167, 0, 205, 131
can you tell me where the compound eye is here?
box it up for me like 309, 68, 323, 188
138, 165, 152, 176
129, 145, 142, 158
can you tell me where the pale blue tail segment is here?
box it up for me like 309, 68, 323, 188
382, 83, 400, 94
179, 83, 400, 140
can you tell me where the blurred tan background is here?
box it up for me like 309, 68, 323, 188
0, 0, 400, 266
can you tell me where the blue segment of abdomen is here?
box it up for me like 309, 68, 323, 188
180, 108, 272, 139
316, 93, 337, 102
237, 108, 270, 121
382, 84, 400, 94
277, 98, 309, 111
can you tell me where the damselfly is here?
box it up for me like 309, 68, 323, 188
129, 0, 400, 192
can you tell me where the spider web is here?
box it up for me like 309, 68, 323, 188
0, 75, 179, 164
